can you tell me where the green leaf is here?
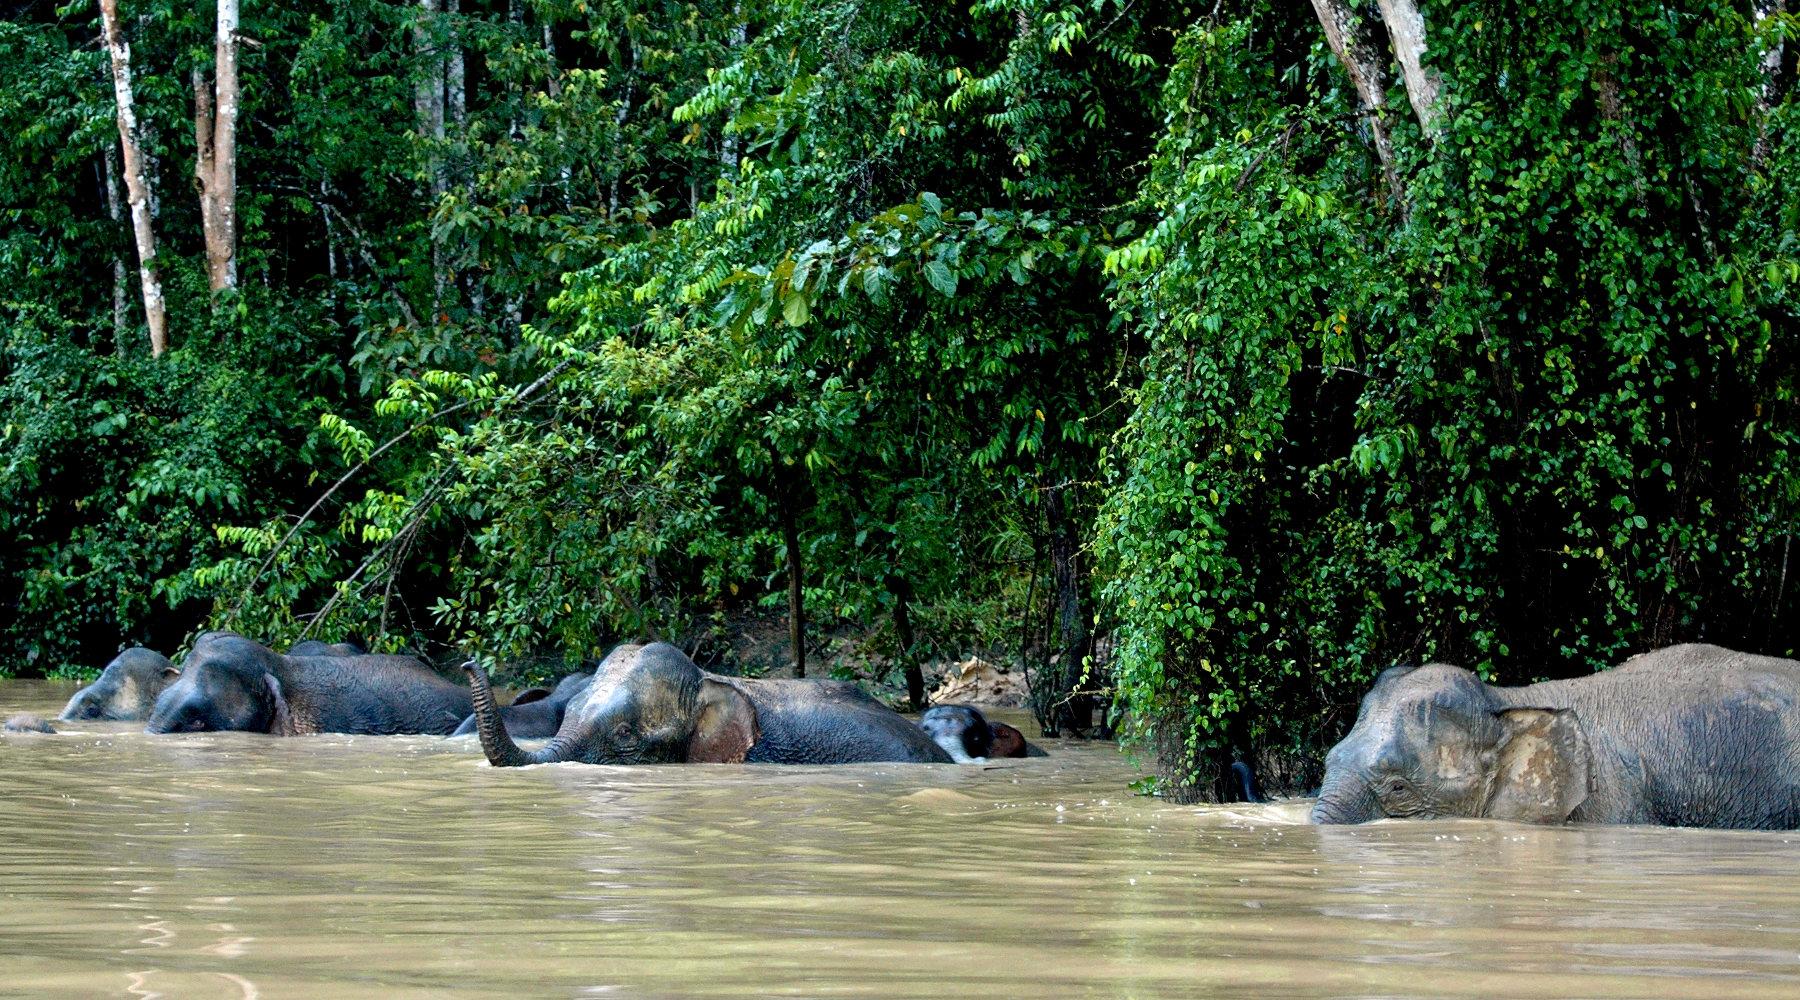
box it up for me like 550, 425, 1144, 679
782, 292, 810, 327
923, 260, 958, 297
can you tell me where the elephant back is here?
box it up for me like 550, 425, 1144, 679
732, 677, 953, 764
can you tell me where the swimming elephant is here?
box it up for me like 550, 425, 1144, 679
287, 640, 366, 657
451, 670, 594, 740
1311, 643, 1800, 829
5, 713, 55, 733
145, 632, 473, 736
59, 648, 181, 722
919, 704, 1042, 762
462, 642, 953, 766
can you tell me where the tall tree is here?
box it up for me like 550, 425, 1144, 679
98, 0, 167, 356
193, 0, 240, 293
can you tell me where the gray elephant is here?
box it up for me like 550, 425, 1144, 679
451, 670, 594, 740
5, 713, 55, 733
145, 631, 473, 736
59, 648, 181, 722
287, 640, 366, 657
1311, 643, 1800, 829
919, 704, 1043, 761
462, 642, 953, 766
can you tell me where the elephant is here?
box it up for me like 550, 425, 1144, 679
59, 647, 181, 722
145, 631, 473, 736
287, 640, 366, 657
919, 704, 1042, 762
1311, 643, 1800, 829
462, 642, 954, 766
4, 713, 55, 733
451, 670, 594, 740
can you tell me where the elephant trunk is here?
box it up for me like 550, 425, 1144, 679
58, 689, 97, 721
1310, 773, 1379, 825
462, 659, 561, 767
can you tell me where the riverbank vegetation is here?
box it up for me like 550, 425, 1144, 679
3, 0, 1795, 797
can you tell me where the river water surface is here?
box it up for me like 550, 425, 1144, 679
4, 678, 1800, 998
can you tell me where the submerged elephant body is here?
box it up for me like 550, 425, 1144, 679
452, 670, 595, 740
919, 704, 1041, 762
60, 648, 181, 722
1313, 643, 1800, 829
464, 642, 952, 766
145, 633, 472, 736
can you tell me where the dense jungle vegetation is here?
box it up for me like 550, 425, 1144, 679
2, 0, 1795, 797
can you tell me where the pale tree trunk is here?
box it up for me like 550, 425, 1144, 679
1751, 0, 1786, 171
416, 0, 447, 309
99, 0, 168, 356
136, 13, 161, 223
445, 0, 482, 320
1374, 0, 1442, 136
720, 18, 745, 170
193, 0, 239, 294
322, 176, 338, 282
415, 0, 446, 198
101, 147, 131, 353
1308, 0, 1407, 212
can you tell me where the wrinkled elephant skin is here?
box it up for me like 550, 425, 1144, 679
1313, 644, 1800, 829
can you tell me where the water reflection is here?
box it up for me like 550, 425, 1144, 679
5, 679, 1800, 998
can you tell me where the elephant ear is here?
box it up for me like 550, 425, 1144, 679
161, 665, 181, 680
510, 687, 554, 707
689, 678, 759, 763
1484, 707, 1590, 823
263, 674, 298, 737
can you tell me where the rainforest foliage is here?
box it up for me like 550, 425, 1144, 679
2, 0, 1795, 797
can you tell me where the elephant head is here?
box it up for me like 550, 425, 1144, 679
1311, 664, 1592, 825
59, 648, 181, 721
462, 643, 758, 766
144, 632, 291, 734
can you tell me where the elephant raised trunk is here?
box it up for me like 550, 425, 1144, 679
462, 659, 564, 767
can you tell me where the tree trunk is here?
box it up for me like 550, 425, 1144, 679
321, 176, 338, 282
1374, 0, 1441, 136
1043, 480, 1094, 736
101, 146, 130, 353
1308, 0, 1407, 213
416, 0, 447, 307
193, 0, 239, 294
778, 473, 806, 679
415, 0, 446, 197
1751, 0, 1786, 172
721, 18, 745, 170
890, 576, 923, 710
446, 0, 465, 141
98, 0, 168, 357
543, 18, 573, 211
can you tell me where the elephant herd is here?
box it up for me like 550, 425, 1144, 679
17, 634, 1800, 831
34, 631, 1036, 766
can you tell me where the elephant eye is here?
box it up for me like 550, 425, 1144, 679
1378, 775, 1411, 798
611, 721, 632, 741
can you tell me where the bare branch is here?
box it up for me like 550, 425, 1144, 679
235, 355, 581, 612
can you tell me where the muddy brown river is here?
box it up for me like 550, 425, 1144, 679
4, 679, 1800, 997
